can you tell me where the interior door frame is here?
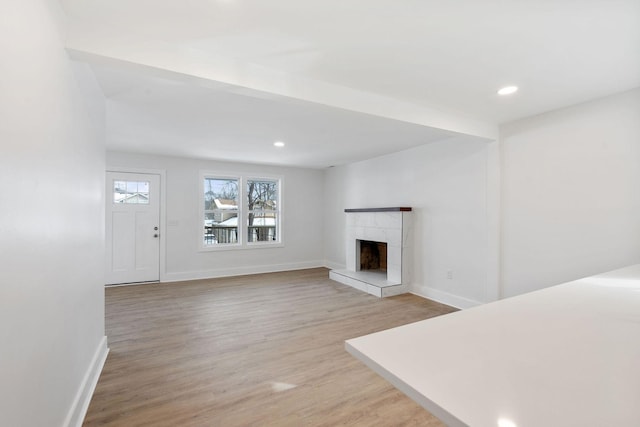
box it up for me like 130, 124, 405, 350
106, 166, 167, 284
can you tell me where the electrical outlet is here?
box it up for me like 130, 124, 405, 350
447, 270, 453, 280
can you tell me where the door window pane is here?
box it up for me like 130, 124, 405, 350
114, 180, 150, 204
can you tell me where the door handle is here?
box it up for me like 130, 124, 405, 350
154, 234, 159, 238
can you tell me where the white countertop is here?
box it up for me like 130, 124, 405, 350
345, 264, 640, 427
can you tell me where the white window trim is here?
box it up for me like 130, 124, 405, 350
199, 172, 283, 251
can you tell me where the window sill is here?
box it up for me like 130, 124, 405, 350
199, 242, 284, 252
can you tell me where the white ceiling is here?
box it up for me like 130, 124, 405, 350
95, 64, 456, 167
60, 0, 640, 168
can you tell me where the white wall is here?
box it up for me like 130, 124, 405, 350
106, 152, 325, 280
324, 136, 496, 308
501, 88, 640, 297
0, 1, 107, 426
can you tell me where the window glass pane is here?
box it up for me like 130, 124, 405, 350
204, 213, 239, 245
114, 180, 149, 204
247, 179, 277, 211
203, 177, 239, 245
247, 213, 277, 242
114, 181, 126, 203
133, 181, 149, 204
204, 178, 238, 210
137, 181, 149, 194
126, 181, 138, 194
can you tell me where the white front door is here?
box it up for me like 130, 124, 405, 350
106, 172, 160, 285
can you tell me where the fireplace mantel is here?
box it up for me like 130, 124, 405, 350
344, 207, 412, 213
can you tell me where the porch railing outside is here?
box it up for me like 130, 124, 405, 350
205, 225, 276, 244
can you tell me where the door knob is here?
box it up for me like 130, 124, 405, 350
154, 234, 159, 238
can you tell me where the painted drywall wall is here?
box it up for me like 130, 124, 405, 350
501, 88, 640, 297
0, 1, 107, 426
106, 152, 325, 281
324, 136, 495, 308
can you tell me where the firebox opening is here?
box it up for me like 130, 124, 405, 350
358, 240, 387, 272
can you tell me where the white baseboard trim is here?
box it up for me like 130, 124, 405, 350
163, 260, 326, 283
64, 335, 109, 427
411, 286, 483, 310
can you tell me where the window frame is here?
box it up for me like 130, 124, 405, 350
199, 172, 283, 251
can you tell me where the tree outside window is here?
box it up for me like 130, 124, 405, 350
204, 177, 239, 245
247, 179, 278, 242
202, 175, 281, 248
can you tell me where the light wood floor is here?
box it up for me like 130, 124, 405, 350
84, 268, 456, 426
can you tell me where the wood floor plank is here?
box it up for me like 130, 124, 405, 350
84, 268, 456, 426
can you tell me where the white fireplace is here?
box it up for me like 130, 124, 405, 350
330, 207, 412, 297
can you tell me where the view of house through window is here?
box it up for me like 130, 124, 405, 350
204, 177, 239, 244
203, 175, 280, 247
113, 180, 150, 204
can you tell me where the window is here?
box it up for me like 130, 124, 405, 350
247, 179, 278, 243
113, 180, 150, 204
202, 174, 281, 249
203, 177, 239, 245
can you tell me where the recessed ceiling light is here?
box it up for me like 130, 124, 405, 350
497, 418, 517, 427
498, 86, 518, 96
273, 141, 285, 147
